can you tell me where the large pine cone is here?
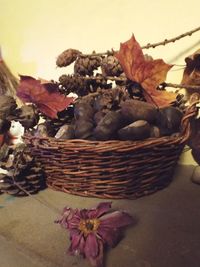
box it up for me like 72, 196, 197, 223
0, 144, 46, 196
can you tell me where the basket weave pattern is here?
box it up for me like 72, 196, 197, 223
25, 103, 197, 199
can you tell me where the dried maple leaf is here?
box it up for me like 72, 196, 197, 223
17, 75, 74, 119
115, 35, 176, 107
181, 49, 200, 91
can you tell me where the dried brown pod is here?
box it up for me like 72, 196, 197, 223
156, 106, 183, 135
15, 104, 39, 129
56, 49, 81, 67
118, 120, 151, 140
93, 110, 124, 140
120, 99, 158, 124
0, 95, 17, 119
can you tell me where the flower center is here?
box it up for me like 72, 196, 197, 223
78, 219, 100, 236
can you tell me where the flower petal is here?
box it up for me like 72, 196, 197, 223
68, 232, 83, 255
88, 239, 104, 267
88, 202, 112, 219
100, 211, 133, 228
84, 233, 99, 259
97, 226, 121, 247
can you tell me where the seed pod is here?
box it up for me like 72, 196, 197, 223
55, 124, 75, 139
15, 105, 39, 129
118, 120, 151, 141
75, 120, 94, 139
93, 111, 124, 141
56, 49, 81, 67
120, 99, 158, 124
156, 106, 183, 135
74, 102, 94, 120
94, 111, 106, 125
0, 95, 17, 119
150, 125, 161, 138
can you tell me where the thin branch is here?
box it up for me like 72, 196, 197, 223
141, 26, 200, 49
80, 26, 200, 57
61, 75, 200, 92
164, 82, 200, 90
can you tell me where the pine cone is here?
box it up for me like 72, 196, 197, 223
0, 95, 17, 119
101, 56, 123, 77
0, 145, 46, 196
15, 105, 39, 129
59, 74, 87, 96
74, 56, 101, 76
56, 49, 81, 67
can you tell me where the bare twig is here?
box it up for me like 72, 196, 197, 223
163, 82, 200, 90
142, 26, 200, 49
80, 26, 200, 57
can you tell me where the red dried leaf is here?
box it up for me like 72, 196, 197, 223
115, 35, 176, 107
17, 75, 74, 118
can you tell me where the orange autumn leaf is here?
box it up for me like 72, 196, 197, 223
115, 35, 176, 107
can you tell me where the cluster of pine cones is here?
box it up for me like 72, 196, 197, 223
0, 95, 45, 196
57, 49, 125, 96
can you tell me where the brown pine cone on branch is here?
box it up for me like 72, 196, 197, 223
56, 49, 81, 67
101, 55, 123, 77
74, 56, 101, 76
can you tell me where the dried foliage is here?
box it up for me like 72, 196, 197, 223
17, 75, 74, 119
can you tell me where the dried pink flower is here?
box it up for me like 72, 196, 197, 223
56, 202, 133, 267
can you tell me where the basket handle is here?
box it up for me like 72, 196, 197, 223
180, 99, 199, 144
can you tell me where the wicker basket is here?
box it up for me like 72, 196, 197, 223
24, 102, 197, 199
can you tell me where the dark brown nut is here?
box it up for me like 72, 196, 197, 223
120, 99, 158, 124
93, 111, 124, 141
150, 125, 161, 138
75, 120, 94, 139
94, 111, 106, 125
55, 124, 75, 139
118, 120, 151, 141
74, 102, 94, 120
156, 106, 183, 135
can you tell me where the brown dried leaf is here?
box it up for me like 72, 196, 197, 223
115, 35, 175, 107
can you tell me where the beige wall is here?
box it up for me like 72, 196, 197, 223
0, 0, 200, 84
